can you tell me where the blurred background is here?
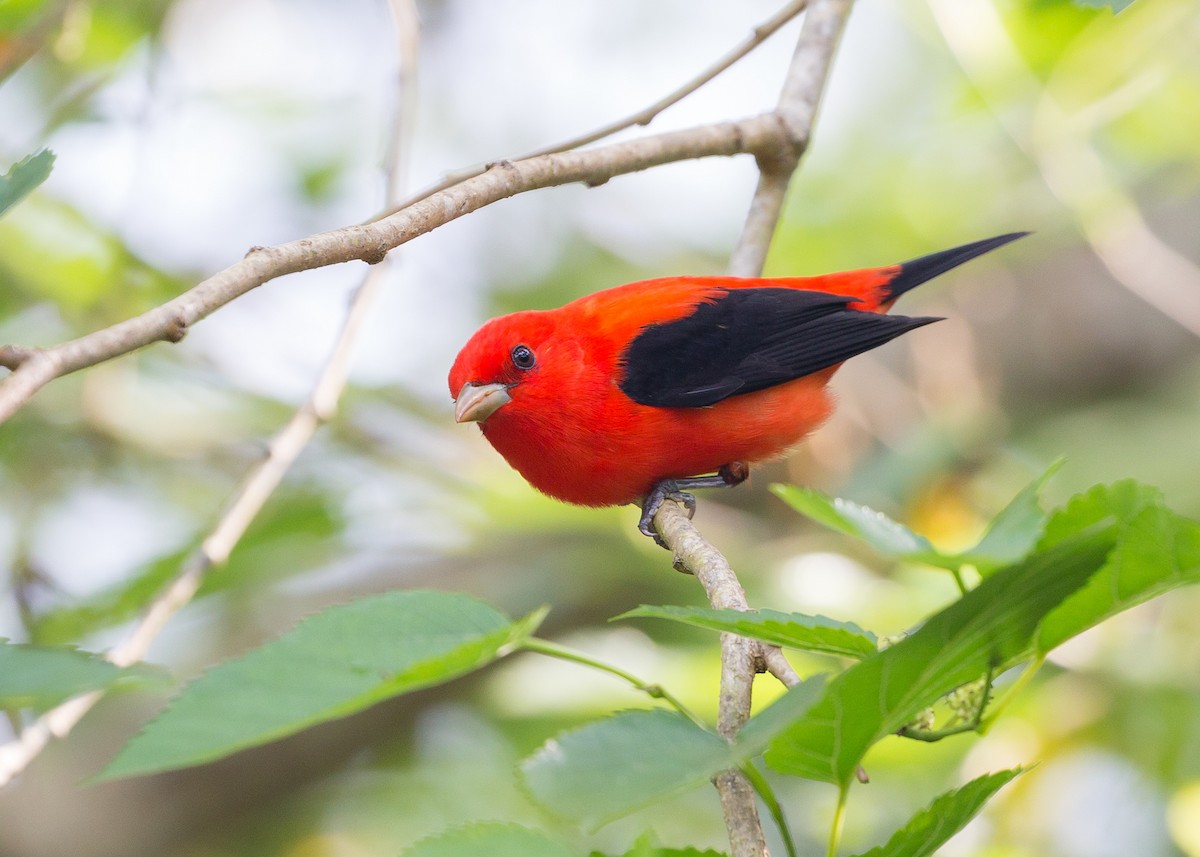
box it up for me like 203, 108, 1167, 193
1, 0, 1199, 855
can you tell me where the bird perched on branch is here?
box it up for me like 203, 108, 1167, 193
450, 232, 1025, 542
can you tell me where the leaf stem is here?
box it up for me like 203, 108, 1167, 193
980, 654, 1044, 734
827, 782, 849, 857
741, 761, 798, 857
519, 637, 708, 729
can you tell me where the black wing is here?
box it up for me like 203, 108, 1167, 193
618, 288, 939, 408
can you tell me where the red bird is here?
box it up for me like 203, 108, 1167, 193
450, 233, 1025, 540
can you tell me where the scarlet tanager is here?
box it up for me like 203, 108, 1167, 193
450, 233, 1025, 540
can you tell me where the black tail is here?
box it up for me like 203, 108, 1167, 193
887, 232, 1028, 301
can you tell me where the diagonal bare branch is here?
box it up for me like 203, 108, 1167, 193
0, 114, 798, 425
371, 0, 810, 222
0, 0, 820, 423
0, 0, 423, 789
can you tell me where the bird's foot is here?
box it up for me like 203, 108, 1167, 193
638, 481, 695, 549
638, 462, 750, 549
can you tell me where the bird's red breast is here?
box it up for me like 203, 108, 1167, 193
449, 234, 1025, 507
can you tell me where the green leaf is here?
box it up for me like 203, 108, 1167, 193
404, 823, 574, 857
1036, 481, 1200, 652
98, 591, 543, 780
32, 550, 185, 647
764, 528, 1115, 785
850, 768, 1022, 857
522, 677, 825, 827
963, 461, 1062, 574
617, 605, 876, 659
522, 710, 729, 827
0, 150, 54, 219
0, 640, 164, 709
771, 485, 939, 561
773, 463, 1060, 574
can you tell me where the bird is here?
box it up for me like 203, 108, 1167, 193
449, 232, 1026, 542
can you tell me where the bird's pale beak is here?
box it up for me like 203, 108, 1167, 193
454, 382, 512, 424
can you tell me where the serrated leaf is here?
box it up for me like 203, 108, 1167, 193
773, 463, 1059, 574
98, 591, 543, 781
964, 461, 1061, 574
0, 640, 164, 709
522, 710, 729, 827
617, 605, 876, 659
1036, 481, 1200, 652
772, 485, 939, 561
764, 528, 1114, 785
0, 150, 54, 219
522, 677, 824, 828
405, 823, 574, 857
850, 768, 1022, 857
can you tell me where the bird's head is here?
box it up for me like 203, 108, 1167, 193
449, 311, 557, 426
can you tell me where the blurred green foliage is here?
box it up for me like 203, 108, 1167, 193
0, 0, 1198, 856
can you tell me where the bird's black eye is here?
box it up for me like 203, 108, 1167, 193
511, 344, 536, 370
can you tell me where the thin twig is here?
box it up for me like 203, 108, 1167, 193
0, 0, 422, 788
0, 114, 807, 424
761, 646, 801, 687
369, 0, 810, 223
520, 638, 709, 730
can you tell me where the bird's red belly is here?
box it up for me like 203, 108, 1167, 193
482, 374, 835, 507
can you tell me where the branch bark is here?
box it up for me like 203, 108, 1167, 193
729, 0, 852, 279
373, 0, 811, 221
1, 115, 791, 424
0, 7, 856, 851
0, 0, 422, 789
652, 2, 854, 855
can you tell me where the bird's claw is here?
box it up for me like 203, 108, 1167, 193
638, 466, 750, 547
638, 482, 697, 549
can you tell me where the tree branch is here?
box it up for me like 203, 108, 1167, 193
652, 2, 855, 854
729, 0, 853, 278
1, 115, 794, 425
0, 0, 423, 788
0, 12, 856, 852
370, 0, 810, 222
